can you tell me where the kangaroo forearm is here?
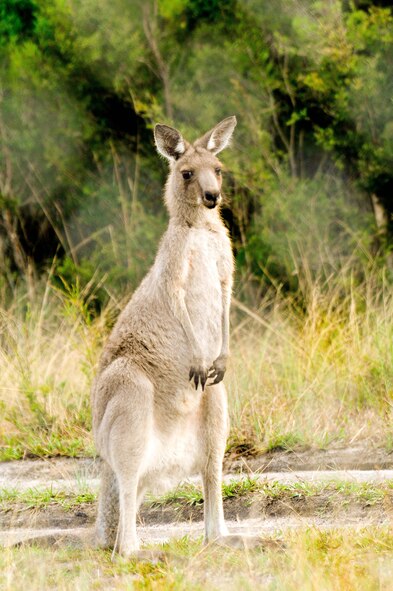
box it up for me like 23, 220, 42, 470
173, 291, 203, 359
220, 310, 230, 358
219, 282, 232, 358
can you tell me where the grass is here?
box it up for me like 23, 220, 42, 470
148, 477, 260, 507
2, 477, 393, 513
132, 476, 393, 511
1, 256, 393, 460
0, 487, 97, 512
1, 527, 393, 590
148, 482, 204, 507
227, 259, 393, 452
130, 477, 393, 508
0, 277, 107, 460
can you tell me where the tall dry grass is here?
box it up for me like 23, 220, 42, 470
0, 254, 392, 459
228, 256, 393, 451
0, 272, 113, 458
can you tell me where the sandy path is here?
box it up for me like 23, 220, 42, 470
2, 443, 393, 489
2, 456, 393, 493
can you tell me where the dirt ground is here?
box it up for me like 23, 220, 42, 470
1, 444, 393, 548
224, 443, 393, 472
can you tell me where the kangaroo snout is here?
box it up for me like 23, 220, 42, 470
203, 191, 220, 208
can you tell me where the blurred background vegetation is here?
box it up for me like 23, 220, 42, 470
1, 0, 393, 457
1, 0, 392, 303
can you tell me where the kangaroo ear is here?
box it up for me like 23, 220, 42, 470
195, 116, 237, 155
154, 124, 187, 161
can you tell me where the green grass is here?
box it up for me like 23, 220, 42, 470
2, 477, 393, 514
0, 433, 95, 462
221, 476, 261, 498
148, 477, 260, 507
0, 487, 97, 512
2, 527, 393, 590
262, 432, 304, 453
148, 482, 204, 507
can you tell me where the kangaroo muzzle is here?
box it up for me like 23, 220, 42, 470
203, 191, 221, 209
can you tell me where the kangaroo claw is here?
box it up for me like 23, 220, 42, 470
208, 356, 227, 385
189, 366, 208, 390
212, 370, 225, 384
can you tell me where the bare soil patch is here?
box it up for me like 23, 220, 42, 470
224, 444, 393, 472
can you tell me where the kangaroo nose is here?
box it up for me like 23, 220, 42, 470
204, 191, 219, 203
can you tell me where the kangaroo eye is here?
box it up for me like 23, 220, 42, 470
215, 168, 222, 176
182, 171, 193, 180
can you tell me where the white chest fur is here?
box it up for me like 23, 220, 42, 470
184, 227, 228, 358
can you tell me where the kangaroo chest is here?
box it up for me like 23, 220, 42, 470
185, 228, 227, 351
186, 227, 226, 297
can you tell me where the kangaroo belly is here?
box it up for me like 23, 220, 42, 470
140, 405, 202, 494
189, 302, 222, 362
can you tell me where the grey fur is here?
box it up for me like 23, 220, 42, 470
92, 116, 238, 557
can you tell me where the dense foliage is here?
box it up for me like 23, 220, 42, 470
0, 0, 392, 299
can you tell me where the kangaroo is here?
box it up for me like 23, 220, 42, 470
92, 116, 249, 558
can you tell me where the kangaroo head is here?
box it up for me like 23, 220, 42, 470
154, 117, 237, 214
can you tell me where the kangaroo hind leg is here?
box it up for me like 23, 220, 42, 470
95, 460, 119, 549
98, 362, 154, 557
201, 382, 229, 543
201, 382, 265, 550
